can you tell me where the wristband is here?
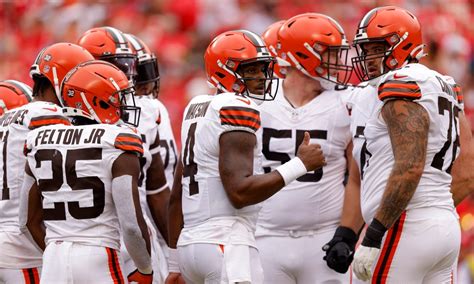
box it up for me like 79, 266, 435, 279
146, 182, 169, 195
167, 248, 180, 273
334, 226, 358, 248
275, 157, 307, 185
362, 219, 387, 249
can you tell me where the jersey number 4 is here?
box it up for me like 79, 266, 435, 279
183, 122, 199, 195
263, 128, 327, 182
35, 148, 105, 220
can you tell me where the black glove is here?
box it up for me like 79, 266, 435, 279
322, 226, 358, 273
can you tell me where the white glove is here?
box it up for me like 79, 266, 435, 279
353, 245, 380, 281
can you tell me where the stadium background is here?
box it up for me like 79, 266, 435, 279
0, 0, 473, 282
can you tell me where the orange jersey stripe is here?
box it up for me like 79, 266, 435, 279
220, 109, 260, 120
221, 117, 261, 131
28, 118, 71, 129
115, 143, 144, 155
115, 136, 142, 145
221, 117, 261, 127
379, 91, 421, 100
378, 80, 421, 101
379, 83, 420, 91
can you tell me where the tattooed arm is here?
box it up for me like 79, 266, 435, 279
374, 100, 430, 228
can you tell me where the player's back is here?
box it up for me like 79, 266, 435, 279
25, 123, 143, 250
155, 98, 178, 187
0, 101, 70, 230
179, 93, 263, 238
256, 87, 351, 233
362, 63, 462, 222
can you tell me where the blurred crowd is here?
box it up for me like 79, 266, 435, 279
0, 0, 473, 281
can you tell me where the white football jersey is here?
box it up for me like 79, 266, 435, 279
156, 99, 178, 187
256, 87, 351, 233
362, 63, 461, 223
0, 101, 70, 268
130, 95, 160, 194
25, 123, 143, 250
348, 82, 381, 176
178, 93, 263, 247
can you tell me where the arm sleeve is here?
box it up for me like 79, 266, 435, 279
219, 105, 261, 134
111, 175, 151, 271
378, 79, 422, 102
114, 132, 144, 156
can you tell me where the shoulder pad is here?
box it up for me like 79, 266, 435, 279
381, 63, 430, 84
26, 102, 71, 130
113, 126, 144, 156
216, 94, 261, 133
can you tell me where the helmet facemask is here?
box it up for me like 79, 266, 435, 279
116, 86, 141, 127
352, 36, 400, 82
234, 58, 279, 102
135, 56, 160, 97
315, 43, 353, 86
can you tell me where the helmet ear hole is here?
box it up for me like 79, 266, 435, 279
296, 52, 309, 59
99, 100, 110, 109
402, 43, 413, 50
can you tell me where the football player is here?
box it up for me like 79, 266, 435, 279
19, 60, 153, 284
342, 6, 465, 283
0, 43, 93, 284
166, 29, 326, 284
255, 13, 355, 284
261, 20, 288, 80
0, 80, 32, 115
324, 7, 474, 282
78, 26, 137, 80
125, 32, 176, 283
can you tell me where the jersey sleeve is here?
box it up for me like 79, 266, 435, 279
24, 103, 71, 130
219, 99, 261, 133
114, 127, 144, 156
378, 79, 422, 102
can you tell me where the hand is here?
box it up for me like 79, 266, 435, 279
353, 245, 380, 281
296, 131, 326, 171
322, 226, 358, 273
165, 272, 186, 284
128, 269, 153, 284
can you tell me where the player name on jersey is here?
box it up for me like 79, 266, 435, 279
33, 127, 105, 146
184, 101, 211, 120
0, 109, 29, 127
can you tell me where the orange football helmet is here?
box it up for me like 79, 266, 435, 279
204, 29, 277, 102
262, 20, 288, 79
61, 60, 140, 126
78, 27, 137, 79
352, 6, 425, 81
30, 42, 94, 103
278, 13, 353, 87
124, 33, 160, 97
0, 80, 33, 115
